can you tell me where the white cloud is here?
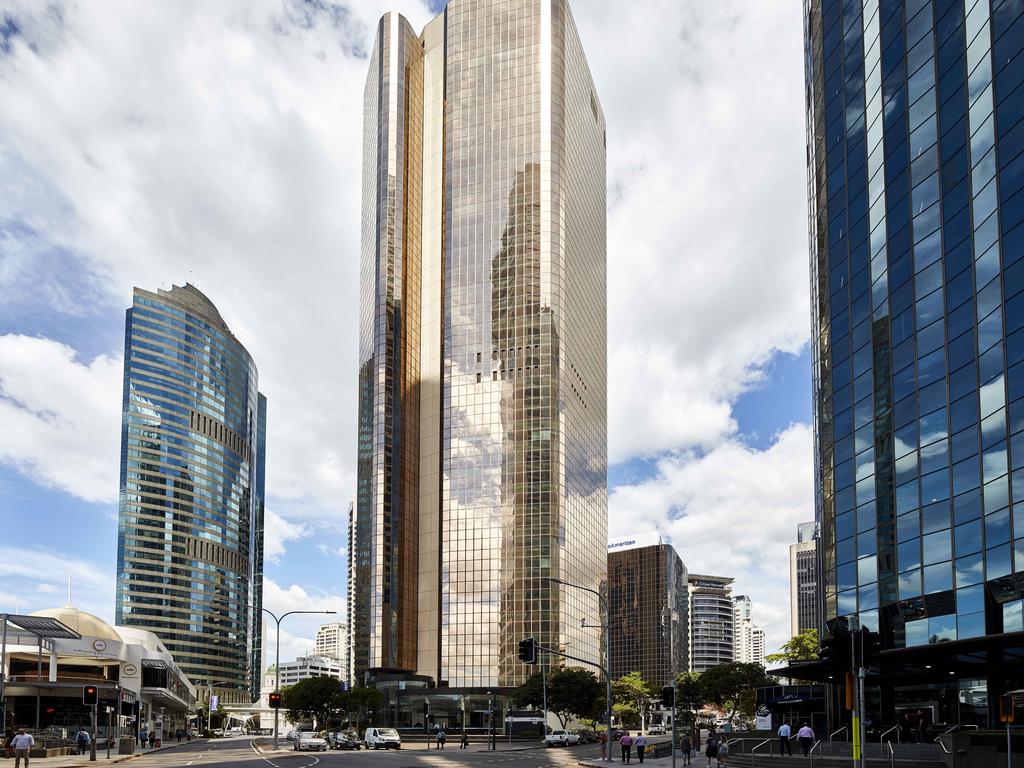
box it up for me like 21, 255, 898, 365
0, 334, 122, 503
264, 508, 311, 564
610, 424, 814, 654
261, 577, 346, 667
0, 546, 115, 621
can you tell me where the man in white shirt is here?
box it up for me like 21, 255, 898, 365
796, 724, 815, 756
12, 729, 35, 768
777, 723, 792, 755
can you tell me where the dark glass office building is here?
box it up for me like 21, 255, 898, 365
115, 284, 266, 704
607, 542, 688, 686
806, 0, 1024, 728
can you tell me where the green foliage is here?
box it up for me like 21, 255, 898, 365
547, 668, 603, 729
699, 663, 776, 725
511, 668, 604, 729
281, 677, 344, 729
765, 629, 819, 664
612, 672, 655, 730
195, 702, 227, 729
612, 702, 640, 728
341, 687, 383, 731
673, 672, 705, 726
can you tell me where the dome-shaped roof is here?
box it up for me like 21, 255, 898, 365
32, 606, 121, 642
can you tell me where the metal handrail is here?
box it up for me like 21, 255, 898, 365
943, 724, 979, 733
750, 739, 770, 768
723, 738, 767, 754
829, 726, 848, 742
933, 736, 952, 754
880, 725, 900, 744
808, 739, 822, 768
887, 740, 894, 768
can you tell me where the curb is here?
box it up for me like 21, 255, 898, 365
54, 740, 200, 767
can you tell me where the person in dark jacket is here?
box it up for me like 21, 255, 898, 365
705, 734, 719, 768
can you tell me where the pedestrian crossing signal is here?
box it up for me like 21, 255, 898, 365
83, 685, 98, 705
269, 692, 282, 709
518, 637, 537, 664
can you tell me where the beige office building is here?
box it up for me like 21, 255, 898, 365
354, 0, 607, 691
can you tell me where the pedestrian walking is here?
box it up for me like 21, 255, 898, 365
778, 723, 792, 756
620, 731, 634, 763
76, 728, 91, 755
148, 731, 156, 749
436, 728, 446, 749
717, 738, 730, 768
704, 733, 719, 768
599, 730, 608, 760
680, 734, 692, 766
12, 729, 34, 768
796, 724, 815, 756
139, 728, 148, 748
461, 731, 469, 749
176, 728, 183, 743
635, 732, 648, 763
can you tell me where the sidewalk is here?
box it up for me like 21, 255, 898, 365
7, 739, 201, 768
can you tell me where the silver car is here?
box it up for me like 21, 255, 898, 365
293, 731, 328, 751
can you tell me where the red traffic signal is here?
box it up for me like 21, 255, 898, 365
83, 685, 98, 705
268, 692, 282, 709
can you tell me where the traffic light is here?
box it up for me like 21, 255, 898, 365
83, 685, 98, 705
518, 637, 537, 664
857, 627, 881, 668
660, 686, 675, 709
819, 628, 852, 677
268, 692, 282, 709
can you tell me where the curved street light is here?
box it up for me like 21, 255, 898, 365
261, 608, 337, 750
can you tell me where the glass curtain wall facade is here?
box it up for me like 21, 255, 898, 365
115, 284, 266, 704
806, 0, 1024, 723
607, 544, 688, 686
356, 0, 607, 691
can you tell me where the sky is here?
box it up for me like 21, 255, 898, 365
0, 0, 812, 667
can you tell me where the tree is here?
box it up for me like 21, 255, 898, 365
612, 672, 655, 732
281, 676, 344, 729
510, 673, 545, 711
699, 663, 776, 726
612, 703, 640, 728
341, 687, 383, 732
765, 629, 819, 664
674, 672, 705, 732
195, 701, 227, 732
547, 668, 603, 729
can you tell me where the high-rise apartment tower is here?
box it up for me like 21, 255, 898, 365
806, 0, 1024, 725
688, 574, 735, 672
115, 284, 266, 703
354, 0, 607, 691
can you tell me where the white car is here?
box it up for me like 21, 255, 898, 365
545, 730, 580, 747
649, 725, 666, 735
293, 731, 328, 752
364, 727, 402, 750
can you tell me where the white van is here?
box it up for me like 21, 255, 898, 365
363, 727, 401, 750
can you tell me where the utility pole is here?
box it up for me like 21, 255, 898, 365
850, 629, 861, 768
541, 648, 548, 735
90, 702, 97, 762
671, 682, 677, 768
106, 707, 112, 759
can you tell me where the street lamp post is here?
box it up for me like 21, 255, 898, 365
205, 680, 235, 736
549, 577, 612, 763
261, 608, 337, 750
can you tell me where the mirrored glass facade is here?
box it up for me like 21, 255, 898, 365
356, 0, 607, 691
608, 544, 688, 686
115, 284, 266, 703
806, 0, 1024, 721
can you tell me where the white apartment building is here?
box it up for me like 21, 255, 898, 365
733, 595, 766, 666
275, 655, 345, 688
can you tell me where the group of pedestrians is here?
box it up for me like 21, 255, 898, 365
617, 731, 648, 763
778, 722, 816, 756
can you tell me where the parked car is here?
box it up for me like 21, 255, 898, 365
364, 727, 402, 750
293, 731, 328, 752
610, 728, 625, 742
545, 730, 580, 747
285, 730, 301, 742
648, 724, 666, 735
574, 729, 596, 743
328, 731, 362, 750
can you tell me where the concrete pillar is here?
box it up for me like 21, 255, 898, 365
49, 653, 58, 682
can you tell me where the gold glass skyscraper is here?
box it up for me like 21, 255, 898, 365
354, 0, 607, 692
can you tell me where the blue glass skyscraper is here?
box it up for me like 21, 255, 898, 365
115, 284, 266, 704
807, 0, 1024, 727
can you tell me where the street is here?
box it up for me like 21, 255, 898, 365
119, 736, 608, 768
